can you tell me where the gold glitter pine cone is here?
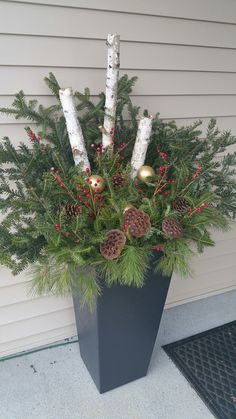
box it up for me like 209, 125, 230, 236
124, 207, 151, 238
162, 217, 182, 238
100, 229, 126, 260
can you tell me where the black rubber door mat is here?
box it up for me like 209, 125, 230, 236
163, 321, 236, 419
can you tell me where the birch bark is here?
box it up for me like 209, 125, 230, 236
131, 116, 153, 179
59, 87, 90, 171
102, 33, 120, 149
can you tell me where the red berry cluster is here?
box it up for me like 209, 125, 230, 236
160, 152, 167, 162
157, 148, 167, 162
90, 143, 105, 155
153, 163, 175, 197
53, 223, 70, 237
159, 164, 169, 179
151, 149, 175, 197
114, 141, 127, 161
192, 163, 202, 180
26, 128, 40, 143
188, 203, 209, 215
50, 168, 65, 188
152, 245, 165, 251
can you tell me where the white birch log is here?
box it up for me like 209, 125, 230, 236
59, 87, 90, 171
131, 116, 153, 179
102, 33, 120, 149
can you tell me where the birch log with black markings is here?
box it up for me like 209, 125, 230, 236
102, 33, 120, 149
59, 87, 90, 171
131, 116, 153, 179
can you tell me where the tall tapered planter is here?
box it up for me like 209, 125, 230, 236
73, 254, 172, 393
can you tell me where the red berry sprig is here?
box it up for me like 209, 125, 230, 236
50, 168, 65, 188
53, 223, 70, 238
153, 163, 173, 196
25, 127, 41, 143
192, 163, 202, 180
77, 176, 105, 214
152, 245, 165, 251
188, 203, 209, 215
114, 141, 128, 156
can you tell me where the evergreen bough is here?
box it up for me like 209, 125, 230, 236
0, 73, 235, 305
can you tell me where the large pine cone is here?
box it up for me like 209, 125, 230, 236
162, 217, 182, 238
100, 229, 126, 260
63, 204, 82, 218
172, 196, 190, 215
111, 172, 126, 190
124, 207, 151, 238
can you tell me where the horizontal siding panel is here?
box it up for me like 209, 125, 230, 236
195, 237, 236, 261
10, 0, 236, 24
1, 36, 236, 72
3, 68, 236, 96
0, 307, 75, 343
0, 268, 32, 288
2, 3, 236, 49
0, 295, 73, 326
191, 252, 236, 275
1, 95, 236, 123
0, 281, 37, 307
167, 265, 236, 305
166, 284, 236, 308
212, 224, 236, 241
133, 95, 236, 119
0, 324, 76, 357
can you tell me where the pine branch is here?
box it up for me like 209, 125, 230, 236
44, 72, 61, 100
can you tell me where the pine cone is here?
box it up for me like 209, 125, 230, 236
63, 204, 82, 218
100, 229, 126, 260
124, 208, 151, 238
172, 196, 190, 215
162, 217, 182, 238
111, 172, 126, 190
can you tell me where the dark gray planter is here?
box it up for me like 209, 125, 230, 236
73, 253, 171, 393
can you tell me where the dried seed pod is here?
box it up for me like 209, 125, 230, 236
162, 217, 183, 238
100, 229, 126, 260
124, 207, 151, 238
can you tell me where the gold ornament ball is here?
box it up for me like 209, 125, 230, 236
123, 203, 135, 213
88, 175, 105, 192
137, 165, 155, 181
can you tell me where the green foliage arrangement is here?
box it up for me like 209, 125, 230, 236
0, 73, 236, 305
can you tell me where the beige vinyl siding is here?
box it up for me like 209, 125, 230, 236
0, 0, 235, 358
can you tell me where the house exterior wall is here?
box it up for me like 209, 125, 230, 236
0, 0, 235, 357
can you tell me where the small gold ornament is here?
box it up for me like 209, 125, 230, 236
137, 165, 155, 181
88, 175, 105, 192
123, 203, 135, 213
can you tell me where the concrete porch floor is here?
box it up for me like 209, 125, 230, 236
0, 290, 235, 419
